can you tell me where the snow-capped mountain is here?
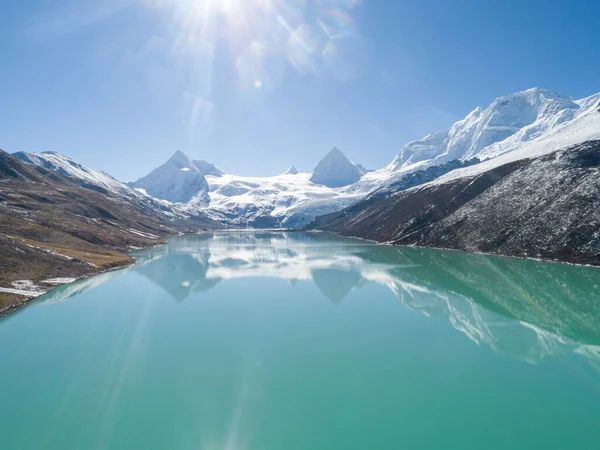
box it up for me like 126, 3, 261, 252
309, 147, 367, 187
313, 140, 600, 267
130, 151, 210, 204
128, 85, 600, 228
388, 87, 600, 173
193, 159, 224, 177
130, 147, 372, 228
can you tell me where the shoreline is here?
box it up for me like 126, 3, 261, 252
0, 259, 137, 318
309, 230, 600, 269
3, 228, 599, 319
0, 239, 174, 318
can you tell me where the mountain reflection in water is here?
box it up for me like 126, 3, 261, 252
37, 232, 600, 364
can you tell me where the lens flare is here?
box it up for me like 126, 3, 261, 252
140, 0, 363, 81
138, 0, 364, 139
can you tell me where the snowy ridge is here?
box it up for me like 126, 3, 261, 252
15, 151, 130, 195
193, 160, 224, 177
431, 91, 600, 185
14, 151, 176, 216
389, 88, 600, 176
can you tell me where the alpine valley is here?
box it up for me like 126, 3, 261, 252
2, 87, 600, 313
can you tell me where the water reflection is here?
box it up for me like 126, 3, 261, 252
40, 232, 600, 364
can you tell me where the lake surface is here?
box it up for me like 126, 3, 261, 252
1, 232, 600, 450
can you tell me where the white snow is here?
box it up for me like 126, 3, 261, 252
185, 170, 367, 228
284, 165, 299, 175
309, 147, 367, 187
130, 151, 212, 203
0, 287, 45, 297
15, 151, 128, 195
431, 92, 600, 185
2, 280, 45, 297
11, 280, 39, 290
41, 278, 78, 285
127, 229, 159, 239
388, 88, 583, 172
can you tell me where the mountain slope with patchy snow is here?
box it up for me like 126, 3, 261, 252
311, 140, 600, 266
14, 151, 176, 215
0, 149, 222, 315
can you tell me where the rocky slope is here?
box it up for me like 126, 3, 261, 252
14, 151, 175, 213
0, 150, 221, 315
310, 140, 600, 266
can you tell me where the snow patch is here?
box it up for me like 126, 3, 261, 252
41, 278, 78, 285
0, 287, 45, 297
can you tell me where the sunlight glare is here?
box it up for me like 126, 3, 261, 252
138, 0, 364, 140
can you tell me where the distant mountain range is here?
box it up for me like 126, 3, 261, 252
3, 86, 600, 311
124, 87, 600, 228
12, 87, 600, 230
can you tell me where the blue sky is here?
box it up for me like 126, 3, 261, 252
1, 0, 599, 181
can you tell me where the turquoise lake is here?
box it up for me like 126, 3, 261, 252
1, 232, 600, 449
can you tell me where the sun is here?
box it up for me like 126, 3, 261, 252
138, 0, 363, 104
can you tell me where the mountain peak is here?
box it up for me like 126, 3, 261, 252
284, 165, 299, 175
388, 87, 582, 172
172, 150, 188, 158
317, 147, 351, 166
167, 151, 195, 170
321, 147, 350, 162
131, 151, 208, 203
310, 147, 365, 188
492, 87, 574, 106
